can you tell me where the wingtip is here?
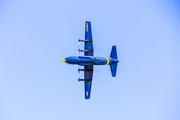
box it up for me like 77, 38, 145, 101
85, 97, 90, 99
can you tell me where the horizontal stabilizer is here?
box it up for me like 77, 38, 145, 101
110, 46, 117, 59
110, 63, 117, 77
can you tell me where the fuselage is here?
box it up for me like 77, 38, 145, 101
62, 56, 119, 66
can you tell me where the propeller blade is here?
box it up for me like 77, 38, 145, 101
78, 49, 80, 54
78, 78, 80, 84
78, 39, 80, 44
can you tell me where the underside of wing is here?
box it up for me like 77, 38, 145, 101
84, 21, 94, 56
84, 65, 93, 99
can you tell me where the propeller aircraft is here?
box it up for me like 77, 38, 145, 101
62, 21, 119, 99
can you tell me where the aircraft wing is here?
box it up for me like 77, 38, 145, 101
84, 21, 94, 56
84, 65, 93, 99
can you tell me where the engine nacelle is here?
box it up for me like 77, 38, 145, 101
78, 68, 84, 73
78, 78, 86, 83
78, 49, 93, 54
78, 39, 92, 44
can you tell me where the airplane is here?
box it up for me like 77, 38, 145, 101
62, 21, 119, 99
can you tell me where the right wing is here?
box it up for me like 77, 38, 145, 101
84, 65, 93, 99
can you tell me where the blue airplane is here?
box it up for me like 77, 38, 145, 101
62, 21, 119, 99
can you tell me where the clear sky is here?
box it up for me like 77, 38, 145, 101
0, 0, 180, 120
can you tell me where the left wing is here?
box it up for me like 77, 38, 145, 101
84, 21, 94, 56
84, 65, 93, 99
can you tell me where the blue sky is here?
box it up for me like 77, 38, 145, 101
0, 0, 180, 120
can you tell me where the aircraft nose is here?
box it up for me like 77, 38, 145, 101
61, 58, 66, 62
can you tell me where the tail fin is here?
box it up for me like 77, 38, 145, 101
110, 46, 118, 77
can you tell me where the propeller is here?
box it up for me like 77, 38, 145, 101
78, 67, 80, 73
78, 39, 80, 44
78, 77, 80, 84
78, 48, 80, 54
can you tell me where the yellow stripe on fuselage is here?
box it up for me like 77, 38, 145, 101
104, 57, 109, 65
86, 23, 88, 32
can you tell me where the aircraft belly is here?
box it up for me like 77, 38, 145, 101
93, 57, 108, 65
78, 63, 92, 66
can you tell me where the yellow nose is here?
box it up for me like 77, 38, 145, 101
61, 58, 66, 62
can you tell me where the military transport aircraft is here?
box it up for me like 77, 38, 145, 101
62, 21, 119, 99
